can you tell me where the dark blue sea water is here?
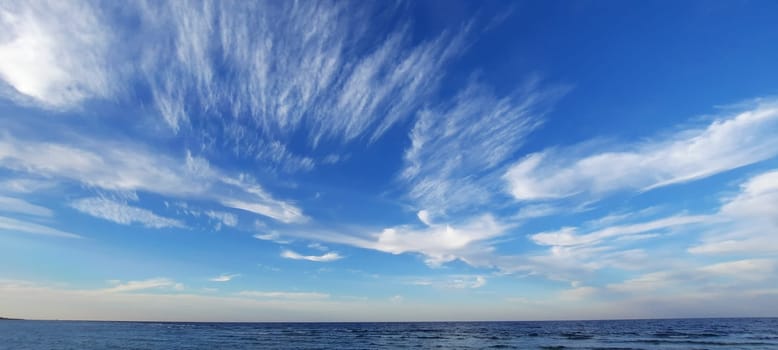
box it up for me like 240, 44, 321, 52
1, 318, 777, 349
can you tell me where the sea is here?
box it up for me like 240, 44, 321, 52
1, 318, 777, 349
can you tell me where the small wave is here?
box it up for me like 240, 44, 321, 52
561, 332, 593, 340
630, 338, 774, 346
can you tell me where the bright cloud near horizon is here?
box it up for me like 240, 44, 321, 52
1, 0, 778, 322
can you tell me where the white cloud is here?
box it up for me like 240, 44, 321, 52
513, 204, 564, 220
252, 140, 315, 173
71, 197, 185, 229
321, 154, 343, 165
0, 0, 112, 107
530, 215, 709, 247
102, 278, 181, 293
690, 169, 778, 255
236, 291, 329, 300
401, 80, 563, 215
0, 136, 305, 224
0, 136, 208, 196
362, 214, 504, 267
273, 214, 506, 268
205, 210, 238, 229
0, 178, 55, 193
209, 274, 240, 282
468, 210, 710, 282
222, 199, 304, 224
505, 100, 778, 201
281, 249, 342, 263
253, 232, 291, 245
0, 215, 81, 238
0, 195, 52, 216
448, 275, 487, 289
307, 242, 328, 251
416, 210, 432, 226
410, 275, 487, 289
690, 237, 778, 256
719, 169, 778, 222
510, 168, 778, 288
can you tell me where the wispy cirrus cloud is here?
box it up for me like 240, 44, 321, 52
222, 198, 303, 225
0, 135, 305, 224
0, 135, 209, 196
505, 99, 778, 201
0, 215, 81, 238
209, 274, 240, 283
253, 232, 291, 245
402, 79, 564, 217
102, 278, 183, 293
0, 178, 55, 194
204, 210, 237, 230
135, 0, 472, 173
530, 215, 709, 247
498, 214, 708, 282
411, 275, 487, 289
281, 249, 342, 263
0, 195, 52, 217
71, 197, 185, 229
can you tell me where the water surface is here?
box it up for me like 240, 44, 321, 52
2, 318, 777, 349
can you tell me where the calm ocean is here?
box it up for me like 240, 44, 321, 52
1, 318, 777, 349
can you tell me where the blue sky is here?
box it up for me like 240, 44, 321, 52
1, 0, 778, 321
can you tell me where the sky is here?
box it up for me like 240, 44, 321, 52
1, 0, 778, 322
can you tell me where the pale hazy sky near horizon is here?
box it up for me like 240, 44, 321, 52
1, 0, 778, 321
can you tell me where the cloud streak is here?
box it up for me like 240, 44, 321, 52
0, 215, 81, 238
505, 99, 778, 201
0, 195, 52, 217
530, 215, 709, 247
281, 249, 342, 263
102, 278, 182, 293
0, 135, 305, 224
209, 274, 240, 282
71, 197, 185, 229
